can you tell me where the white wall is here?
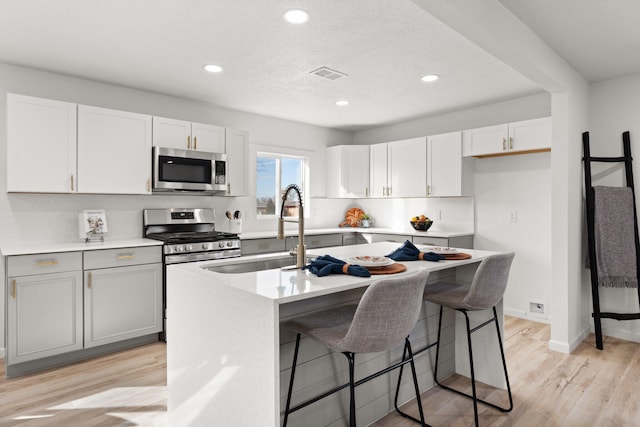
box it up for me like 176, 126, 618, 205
474, 153, 551, 321
352, 93, 553, 323
0, 62, 353, 354
585, 72, 640, 343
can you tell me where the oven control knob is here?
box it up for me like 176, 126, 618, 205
226, 241, 234, 247
176, 245, 184, 252
202, 243, 210, 250
218, 242, 226, 248
186, 245, 193, 251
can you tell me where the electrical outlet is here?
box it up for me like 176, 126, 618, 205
529, 301, 545, 314
508, 210, 518, 222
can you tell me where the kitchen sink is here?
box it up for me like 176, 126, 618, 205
205, 257, 298, 274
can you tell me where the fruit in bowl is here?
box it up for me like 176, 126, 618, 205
410, 215, 433, 231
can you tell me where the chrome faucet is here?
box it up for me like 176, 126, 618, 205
277, 184, 306, 268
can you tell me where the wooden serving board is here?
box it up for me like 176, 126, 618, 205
368, 263, 407, 275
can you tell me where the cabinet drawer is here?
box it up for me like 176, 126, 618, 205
241, 238, 286, 255
84, 246, 162, 269
365, 233, 413, 244
287, 234, 343, 250
412, 236, 449, 246
7, 252, 82, 277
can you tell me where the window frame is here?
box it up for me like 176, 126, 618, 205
252, 145, 310, 220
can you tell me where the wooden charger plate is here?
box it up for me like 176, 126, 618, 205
368, 263, 407, 275
442, 252, 472, 260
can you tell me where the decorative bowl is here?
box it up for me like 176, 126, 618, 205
410, 220, 433, 231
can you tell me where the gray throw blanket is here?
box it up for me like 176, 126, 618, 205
593, 186, 638, 288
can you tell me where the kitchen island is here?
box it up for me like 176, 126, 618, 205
166, 242, 506, 427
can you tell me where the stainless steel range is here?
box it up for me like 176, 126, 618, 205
143, 208, 241, 263
143, 208, 241, 341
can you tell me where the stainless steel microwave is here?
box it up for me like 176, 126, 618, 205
152, 146, 227, 193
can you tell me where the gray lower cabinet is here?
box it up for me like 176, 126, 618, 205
5, 246, 162, 370
412, 234, 474, 249
241, 238, 286, 255
342, 233, 368, 246
361, 233, 414, 244
286, 233, 343, 250
84, 253, 162, 348
6, 252, 84, 364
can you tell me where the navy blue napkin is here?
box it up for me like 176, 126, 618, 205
386, 240, 445, 262
303, 255, 371, 277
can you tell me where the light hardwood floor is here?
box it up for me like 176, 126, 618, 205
1, 317, 639, 426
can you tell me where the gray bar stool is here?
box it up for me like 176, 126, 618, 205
421, 252, 515, 426
282, 269, 430, 427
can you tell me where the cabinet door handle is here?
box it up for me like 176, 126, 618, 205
227, 183, 231, 195
193, 136, 197, 150
36, 260, 59, 267
502, 138, 507, 151
70, 174, 74, 191
365, 187, 369, 197
427, 185, 431, 196
147, 178, 151, 193
11, 279, 16, 299
509, 136, 513, 150
117, 254, 135, 260
87, 272, 92, 289
388, 187, 392, 196
383, 186, 387, 196
187, 135, 191, 149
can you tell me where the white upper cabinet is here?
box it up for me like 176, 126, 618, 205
463, 117, 551, 157
225, 127, 248, 196
153, 116, 225, 152
369, 142, 389, 197
427, 131, 473, 197
370, 137, 427, 197
7, 94, 77, 193
77, 105, 152, 194
326, 145, 370, 198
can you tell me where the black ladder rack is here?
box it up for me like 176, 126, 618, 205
583, 131, 640, 350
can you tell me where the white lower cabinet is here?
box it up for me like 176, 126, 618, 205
7, 253, 83, 364
84, 263, 162, 348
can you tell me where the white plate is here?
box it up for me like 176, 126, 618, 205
419, 246, 459, 255
345, 255, 395, 268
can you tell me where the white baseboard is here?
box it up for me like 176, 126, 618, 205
549, 328, 590, 354
503, 307, 550, 324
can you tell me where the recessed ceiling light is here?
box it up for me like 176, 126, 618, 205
335, 100, 349, 106
204, 64, 223, 73
421, 74, 439, 82
283, 9, 309, 24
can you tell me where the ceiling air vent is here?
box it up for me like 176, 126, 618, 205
309, 67, 348, 81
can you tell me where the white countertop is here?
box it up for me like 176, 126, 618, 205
239, 227, 473, 240
1, 238, 163, 256
167, 241, 496, 304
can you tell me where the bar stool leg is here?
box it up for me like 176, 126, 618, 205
344, 352, 357, 427
433, 306, 445, 387
462, 310, 480, 427
492, 306, 514, 412
283, 334, 301, 427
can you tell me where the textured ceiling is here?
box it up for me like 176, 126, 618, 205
0, 1, 636, 131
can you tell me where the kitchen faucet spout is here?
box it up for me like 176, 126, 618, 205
277, 184, 306, 268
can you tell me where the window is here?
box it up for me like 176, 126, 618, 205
256, 152, 307, 218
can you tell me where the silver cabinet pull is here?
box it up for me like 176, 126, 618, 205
509, 136, 513, 150
502, 138, 507, 151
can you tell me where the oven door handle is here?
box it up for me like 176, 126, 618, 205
164, 249, 241, 265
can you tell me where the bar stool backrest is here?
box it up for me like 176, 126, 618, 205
463, 253, 515, 311
337, 269, 429, 354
